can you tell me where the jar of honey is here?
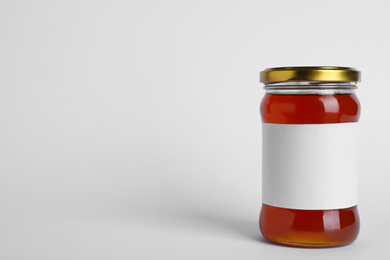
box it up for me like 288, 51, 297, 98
259, 66, 360, 248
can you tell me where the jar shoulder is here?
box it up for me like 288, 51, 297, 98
260, 94, 360, 124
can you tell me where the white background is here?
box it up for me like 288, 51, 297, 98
0, 0, 389, 259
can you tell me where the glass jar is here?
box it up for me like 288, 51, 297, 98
259, 67, 361, 248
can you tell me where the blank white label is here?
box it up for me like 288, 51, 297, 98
262, 123, 358, 210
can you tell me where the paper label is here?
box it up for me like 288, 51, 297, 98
262, 123, 358, 210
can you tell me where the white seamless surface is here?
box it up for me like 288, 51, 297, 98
0, 0, 389, 259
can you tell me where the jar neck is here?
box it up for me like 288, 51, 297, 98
264, 82, 357, 95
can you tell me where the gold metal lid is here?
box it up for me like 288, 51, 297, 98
260, 66, 361, 83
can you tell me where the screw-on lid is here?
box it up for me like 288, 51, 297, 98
260, 66, 361, 83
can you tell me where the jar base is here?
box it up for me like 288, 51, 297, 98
262, 236, 353, 248
259, 204, 360, 248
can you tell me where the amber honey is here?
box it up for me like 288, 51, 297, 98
260, 93, 360, 247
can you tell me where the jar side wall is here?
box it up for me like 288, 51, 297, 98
260, 93, 360, 247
